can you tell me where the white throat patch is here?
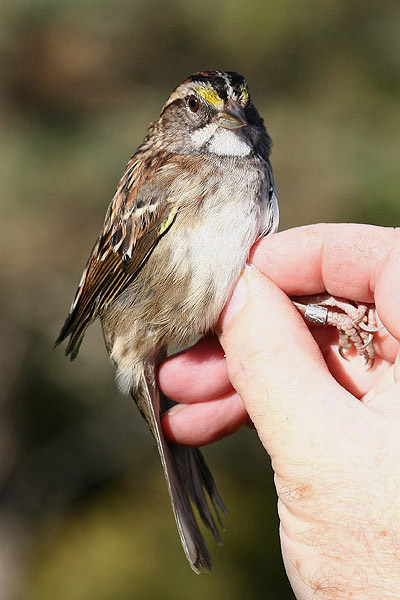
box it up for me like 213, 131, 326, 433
190, 122, 217, 148
209, 128, 251, 156
191, 124, 252, 157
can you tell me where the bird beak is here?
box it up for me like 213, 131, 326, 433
217, 100, 247, 130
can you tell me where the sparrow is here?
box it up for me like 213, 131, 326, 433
55, 70, 279, 572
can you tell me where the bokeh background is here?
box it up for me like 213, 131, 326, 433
1, 0, 400, 598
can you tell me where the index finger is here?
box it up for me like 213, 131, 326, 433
251, 223, 400, 340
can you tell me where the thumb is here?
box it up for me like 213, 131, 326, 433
218, 265, 352, 462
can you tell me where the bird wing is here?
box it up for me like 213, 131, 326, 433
55, 151, 177, 359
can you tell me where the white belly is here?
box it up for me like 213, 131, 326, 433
175, 188, 266, 333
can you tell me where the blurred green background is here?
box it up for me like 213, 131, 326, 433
1, 0, 399, 598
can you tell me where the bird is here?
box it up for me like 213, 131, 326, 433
55, 70, 279, 572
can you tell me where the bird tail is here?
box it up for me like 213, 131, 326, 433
133, 360, 226, 573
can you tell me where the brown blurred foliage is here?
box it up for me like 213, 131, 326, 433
0, 0, 399, 598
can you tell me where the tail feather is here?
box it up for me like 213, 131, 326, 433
133, 360, 226, 573
178, 445, 226, 542
171, 445, 226, 546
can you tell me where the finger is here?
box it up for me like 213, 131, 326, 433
375, 242, 400, 341
251, 224, 400, 341
160, 323, 387, 445
161, 391, 248, 446
158, 336, 232, 403
251, 224, 396, 299
218, 265, 358, 462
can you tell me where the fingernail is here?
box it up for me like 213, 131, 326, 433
218, 264, 251, 331
165, 402, 188, 416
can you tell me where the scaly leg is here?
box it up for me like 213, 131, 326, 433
292, 294, 382, 369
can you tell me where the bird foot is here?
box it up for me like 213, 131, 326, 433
292, 294, 382, 369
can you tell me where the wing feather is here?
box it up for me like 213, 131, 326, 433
55, 150, 176, 358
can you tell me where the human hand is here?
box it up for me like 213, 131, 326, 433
160, 224, 400, 598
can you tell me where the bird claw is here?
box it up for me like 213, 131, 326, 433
358, 321, 383, 334
360, 332, 374, 351
293, 294, 382, 369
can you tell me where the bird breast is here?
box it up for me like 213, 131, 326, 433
102, 157, 271, 393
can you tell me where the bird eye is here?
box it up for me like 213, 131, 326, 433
187, 95, 200, 112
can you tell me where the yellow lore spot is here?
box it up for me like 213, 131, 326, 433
193, 85, 223, 107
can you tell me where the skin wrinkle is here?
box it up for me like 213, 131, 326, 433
278, 460, 400, 594
276, 435, 385, 508
309, 570, 366, 599
280, 518, 359, 599
278, 480, 313, 504
281, 504, 392, 599
283, 469, 398, 588
309, 544, 389, 598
